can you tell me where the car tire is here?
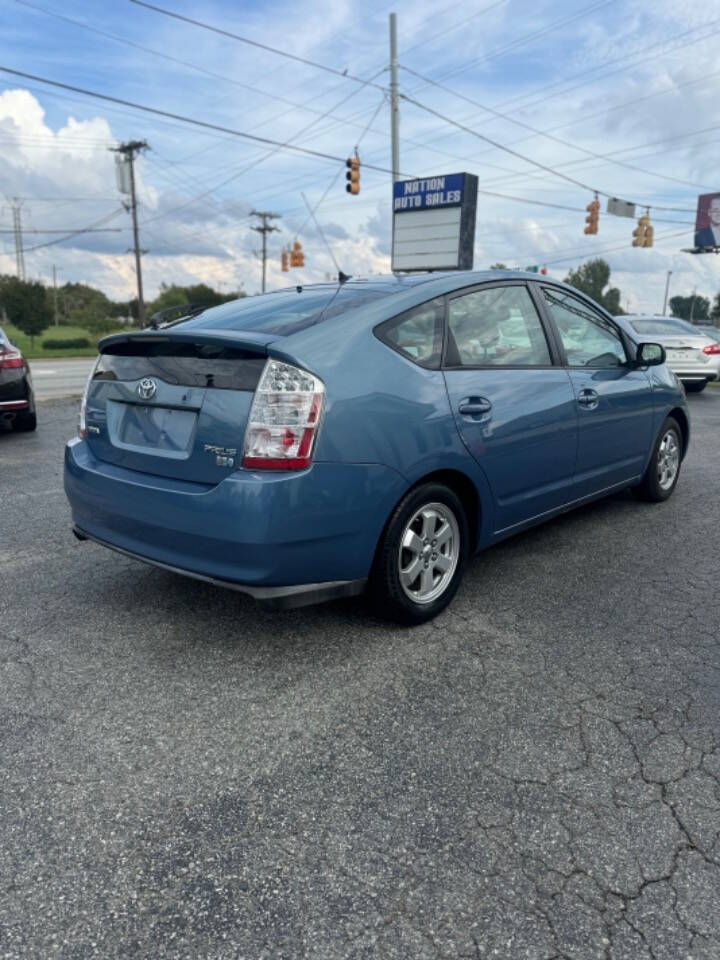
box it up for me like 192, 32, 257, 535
684, 380, 707, 393
11, 410, 37, 432
370, 482, 469, 624
632, 416, 682, 503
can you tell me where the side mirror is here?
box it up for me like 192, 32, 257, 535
636, 342, 665, 366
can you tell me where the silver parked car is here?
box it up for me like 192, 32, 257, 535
620, 315, 720, 392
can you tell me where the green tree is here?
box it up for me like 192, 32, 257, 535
59, 282, 117, 333
0, 275, 52, 344
669, 294, 710, 323
489, 262, 508, 270
564, 258, 624, 314
148, 283, 244, 318
711, 293, 720, 324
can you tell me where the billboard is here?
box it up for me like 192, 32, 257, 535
391, 173, 478, 272
695, 193, 720, 248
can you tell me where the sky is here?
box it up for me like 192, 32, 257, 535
1, 0, 720, 311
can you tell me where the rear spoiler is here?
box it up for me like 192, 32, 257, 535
99, 327, 279, 356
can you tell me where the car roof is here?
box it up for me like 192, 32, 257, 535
267, 269, 546, 294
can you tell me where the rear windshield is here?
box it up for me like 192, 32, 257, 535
177, 285, 396, 337
630, 317, 697, 335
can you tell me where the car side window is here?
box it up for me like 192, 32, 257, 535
542, 288, 627, 368
446, 284, 552, 367
376, 298, 444, 369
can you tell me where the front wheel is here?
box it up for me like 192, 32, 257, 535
632, 416, 682, 502
370, 483, 469, 624
684, 380, 707, 393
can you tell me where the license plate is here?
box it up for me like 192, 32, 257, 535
118, 403, 197, 452
667, 350, 693, 361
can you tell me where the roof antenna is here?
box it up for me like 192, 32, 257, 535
338, 270, 351, 284
301, 191, 343, 279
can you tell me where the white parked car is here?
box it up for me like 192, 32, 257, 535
620, 315, 720, 392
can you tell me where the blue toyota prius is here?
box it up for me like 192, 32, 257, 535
64, 271, 689, 623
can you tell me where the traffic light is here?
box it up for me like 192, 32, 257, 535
289, 241, 304, 267
281, 249, 289, 272
632, 212, 653, 248
346, 153, 360, 195
584, 196, 600, 235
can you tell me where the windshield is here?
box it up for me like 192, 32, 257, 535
630, 317, 698, 336
179, 285, 397, 337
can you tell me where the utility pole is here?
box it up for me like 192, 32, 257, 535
52, 264, 59, 325
112, 140, 149, 325
8, 198, 25, 280
250, 210, 281, 293
389, 13, 400, 184
662, 270, 672, 315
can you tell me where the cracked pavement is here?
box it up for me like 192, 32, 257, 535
1, 394, 719, 959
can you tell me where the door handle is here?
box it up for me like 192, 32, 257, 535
458, 396, 492, 417
577, 388, 599, 410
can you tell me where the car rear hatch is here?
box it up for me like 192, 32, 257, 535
84, 330, 275, 484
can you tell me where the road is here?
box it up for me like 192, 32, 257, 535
29, 358, 95, 401
2, 394, 720, 959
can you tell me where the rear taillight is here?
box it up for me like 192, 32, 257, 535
78, 357, 100, 439
242, 359, 325, 470
0, 346, 24, 370
702, 343, 720, 355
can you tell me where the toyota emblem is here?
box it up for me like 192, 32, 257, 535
137, 378, 157, 400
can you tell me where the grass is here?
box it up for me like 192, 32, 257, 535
3, 322, 127, 359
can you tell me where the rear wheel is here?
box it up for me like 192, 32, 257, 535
684, 380, 707, 393
11, 410, 37, 432
632, 416, 682, 502
371, 483, 469, 624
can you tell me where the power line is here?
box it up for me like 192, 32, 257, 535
14, 0, 392, 152
540, 229, 689, 266
0, 228, 122, 233
489, 18, 720, 116
18, 208, 126, 253
0, 67, 411, 179
293, 95, 386, 240
429, 0, 618, 85
400, 92, 696, 212
399, 64, 716, 194
403, 0, 508, 55
401, 17, 720, 164
301, 192, 339, 274
140, 68, 388, 228
129, 0, 388, 92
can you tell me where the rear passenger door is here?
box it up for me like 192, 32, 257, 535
442, 282, 578, 534
538, 285, 654, 497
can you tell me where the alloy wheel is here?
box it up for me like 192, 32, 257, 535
657, 429, 680, 491
398, 502, 460, 605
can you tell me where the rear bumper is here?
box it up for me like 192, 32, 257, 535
668, 365, 719, 382
72, 526, 366, 608
0, 370, 33, 417
64, 438, 406, 603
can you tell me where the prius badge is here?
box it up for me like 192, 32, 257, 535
137, 378, 157, 400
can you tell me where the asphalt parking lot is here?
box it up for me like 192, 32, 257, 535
2, 394, 720, 959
